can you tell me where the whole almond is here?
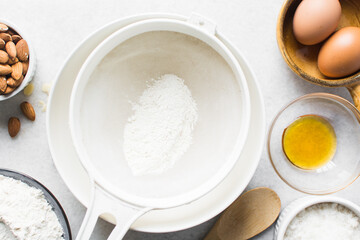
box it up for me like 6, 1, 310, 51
16, 39, 28, 62
22, 61, 28, 75
8, 117, 20, 137
0, 39, 4, 49
6, 76, 22, 88
0, 23, 8, 33
4, 85, 15, 94
20, 101, 36, 121
5, 41, 16, 60
0, 50, 8, 64
7, 57, 18, 65
0, 33, 12, 42
16, 75, 24, 86
11, 62, 22, 80
6, 29, 17, 36
6, 77, 16, 87
12, 35, 21, 44
0, 76, 6, 93
0, 64, 12, 75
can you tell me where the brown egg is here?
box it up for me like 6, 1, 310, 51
293, 0, 341, 45
318, 27, 360, 78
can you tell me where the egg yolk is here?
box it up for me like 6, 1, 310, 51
282, 115, 336, 170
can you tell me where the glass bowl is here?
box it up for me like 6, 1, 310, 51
268, 93, 360, 194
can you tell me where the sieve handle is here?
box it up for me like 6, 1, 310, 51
76, 183, 150, 240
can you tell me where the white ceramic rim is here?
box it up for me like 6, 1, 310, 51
46, 13, 265, 232
275, 196, 360, 240
69, 17, 251, 209
0, 18, 36, 101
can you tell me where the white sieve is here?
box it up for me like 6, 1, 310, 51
70, 15, 250, 239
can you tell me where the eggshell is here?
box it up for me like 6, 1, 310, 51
318, 27, 360, 78
293, 0, 341, 45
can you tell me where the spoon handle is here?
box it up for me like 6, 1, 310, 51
204, 222, 221, 240
347, 84, 360, 112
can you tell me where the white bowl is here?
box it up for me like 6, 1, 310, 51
275, 196, 360, 239
0, 19, 36, 101
69, 17, 250, 208
46, 13, 265, 232
70, 16, 251, 239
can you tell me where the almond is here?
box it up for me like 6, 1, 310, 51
0, 76, 6, 93
4, 85, 15, 94
7, 29, 17, 36
20, 101, 36, 121
0, 50, 8, 64
11, 62, 22, 80
0, 64, 12, 75
8, 117, 20, 137
0, 23, 8, 33
0, 33, 12, 42
12, 35, 21, 44
0, 39, 4, 49
7, 57, 18, 65
6, 76, 22, 88
5, 41, 16, 60
6, 77, 16, 87
16, 75, 24, 86
22, 61, 28, 75
16, 39, 28, 62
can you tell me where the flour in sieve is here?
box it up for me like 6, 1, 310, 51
124, 74, 198, 176
0, 175, 64, 240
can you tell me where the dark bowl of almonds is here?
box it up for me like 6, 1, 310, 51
0, 19, 36, 101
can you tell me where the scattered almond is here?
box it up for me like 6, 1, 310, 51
0, 23, 8, 33
20, 101, 36, 121
8, 117, 20, 137
0, 64, 12, 75
16, 39, 28, 62
11, 62, 22, 80
0, 33, 12, 42
22, 61, 28, 75
5, 41, 16, 60
0, 50, 8, 64
7, 57, 18, 65
12, 35, 21, 44
0, 39, 4, 49
0, 76, 6, 93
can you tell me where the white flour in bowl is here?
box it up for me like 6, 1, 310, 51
0, 175, 64, 240
124, 74, 198, 176
284, 202, 360, 240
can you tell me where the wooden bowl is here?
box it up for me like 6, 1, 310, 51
276, 0, 360, 110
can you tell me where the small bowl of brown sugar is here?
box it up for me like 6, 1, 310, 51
0, 19, 36, 101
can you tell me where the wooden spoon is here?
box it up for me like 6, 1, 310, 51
204, 187, 281, 240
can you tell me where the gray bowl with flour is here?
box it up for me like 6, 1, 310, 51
0, 168, 71, 240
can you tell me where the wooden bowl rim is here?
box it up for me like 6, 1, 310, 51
276, 0, 360, 88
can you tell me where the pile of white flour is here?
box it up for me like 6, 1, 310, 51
124, 74, 198, 176
0, 175, 64, 240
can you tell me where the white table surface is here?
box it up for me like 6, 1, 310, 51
0, 0, 359, 239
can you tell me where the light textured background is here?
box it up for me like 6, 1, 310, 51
0, 0, 359, 239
